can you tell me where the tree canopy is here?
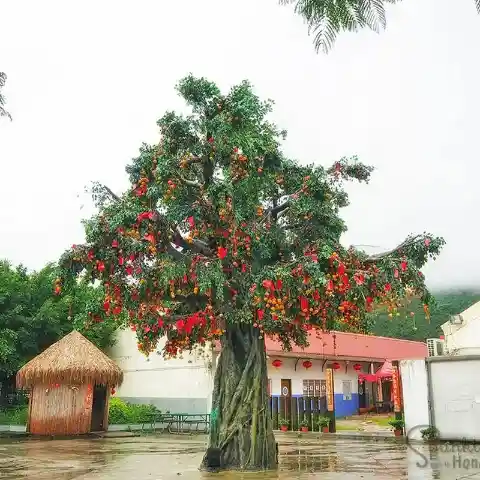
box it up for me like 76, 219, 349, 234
281, 0, 480, 52
0, 260, 117, 383
58, 74, 444, 359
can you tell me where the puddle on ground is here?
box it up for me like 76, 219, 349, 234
0, 435, 478, 479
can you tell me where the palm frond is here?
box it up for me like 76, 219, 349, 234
280, 0, 479, 53
0, 72, 12, 121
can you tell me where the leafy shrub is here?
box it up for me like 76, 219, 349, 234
0, 398, 159, 426
317, 416, 330, 428
108, 397, 159, 424
388, 418, 404, 430
279, 418, 289, 427
0, 406, 28, 425
421, 426, 439, 441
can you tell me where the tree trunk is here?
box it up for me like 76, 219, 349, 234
201, 323, 277, 471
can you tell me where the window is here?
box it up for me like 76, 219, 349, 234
302, 380, 326, 397
342, 380, 352, 401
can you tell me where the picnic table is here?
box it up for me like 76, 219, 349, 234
142, 412, 210, 433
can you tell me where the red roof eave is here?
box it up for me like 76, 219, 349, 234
214, 330, 427, 361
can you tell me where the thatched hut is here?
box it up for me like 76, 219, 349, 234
16, 330, 123, 435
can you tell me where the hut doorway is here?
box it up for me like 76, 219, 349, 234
90, 385, 108, 431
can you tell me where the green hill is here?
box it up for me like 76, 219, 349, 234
371, 291, 480, 342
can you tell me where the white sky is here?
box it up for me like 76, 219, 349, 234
0, 0, 479, 291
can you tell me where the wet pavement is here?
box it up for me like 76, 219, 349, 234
1, 434, 479, 479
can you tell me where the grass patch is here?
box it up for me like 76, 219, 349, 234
336, 423, 360, 431
368, 416, 392, 427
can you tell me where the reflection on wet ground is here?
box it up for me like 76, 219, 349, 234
1, 434, 479, 479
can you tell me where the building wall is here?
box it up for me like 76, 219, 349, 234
399, 359, 429, 441
428, 357, 480, 441
442, 301, 480, 355
108, 329, 214, 414
268, 357, 365, 417
401, 356, 480, 442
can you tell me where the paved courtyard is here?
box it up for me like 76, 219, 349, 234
0, 434, 479, 479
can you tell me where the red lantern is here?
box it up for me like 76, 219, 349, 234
272, 359, 282, 369
111, 388, 116, 396
353, 363, 362, 371
332, 362, 341, 370
302, 360, 313, 370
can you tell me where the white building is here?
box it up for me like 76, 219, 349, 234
108, 328, 216, 414
109, 328, 427, 417
441, 300, 480, 355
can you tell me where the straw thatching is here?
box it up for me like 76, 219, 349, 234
16, 330, 123, 389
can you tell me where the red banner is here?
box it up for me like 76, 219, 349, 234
326, 368, 334, 412
392, 365, 402, 412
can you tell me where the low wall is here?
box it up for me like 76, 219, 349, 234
400, 359, 429, 441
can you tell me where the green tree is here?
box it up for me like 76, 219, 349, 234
372, 291, 480, 341
58, 75, 444, 470
0, 72, 11, 120
280, 0, 480, 52
0, 260, 116, 390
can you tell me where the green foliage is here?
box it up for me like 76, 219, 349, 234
0, 406, 28, 425
421, 426, 439, 441
371, 291, 480, 341
299, 417, 309, 427
388, 418, 404, 430
108, 397, 159, 424
0, 398, 160, 426
280, 0, 480, 53
0, 72, 11, 120
58, 75, 443, 358
0, 260, 116, 381
317, 416, 330, 428
279, 417, 290, 426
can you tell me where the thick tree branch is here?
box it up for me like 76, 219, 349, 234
270, 200, 290, 215
101, 185, 120, 202
363, 236, 422, 262
178, 174, 203, 188
180, 155, 204, 167
173, 228, 214, 256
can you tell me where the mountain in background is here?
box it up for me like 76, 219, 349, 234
372, 290, 480, 342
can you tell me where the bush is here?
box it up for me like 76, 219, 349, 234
108, 397, 159, 424
0, 398, 159, 426
0, 406, 28, 425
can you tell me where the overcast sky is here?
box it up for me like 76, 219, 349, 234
0, 0, 479, 291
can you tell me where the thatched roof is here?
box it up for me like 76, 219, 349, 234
16, 330, 123, 388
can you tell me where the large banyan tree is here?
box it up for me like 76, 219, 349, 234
58, 75, 444, 470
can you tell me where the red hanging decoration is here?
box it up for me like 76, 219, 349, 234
272, 359, 282, 369
302, 360, 313, 370
353, 363, 362, 371
332, 362, 341, 370
111, 387, 116, 396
